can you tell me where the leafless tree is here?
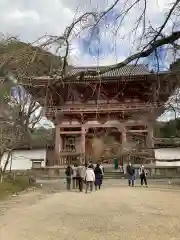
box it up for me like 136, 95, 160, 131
1, 0, 180, 112
0, 0, 180, 170
37, 0, 180, 77
0, 67, 43, 183
37, 0, 180, 123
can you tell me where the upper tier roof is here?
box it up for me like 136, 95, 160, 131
20, 64, 172, 87
68, 64, 150, 78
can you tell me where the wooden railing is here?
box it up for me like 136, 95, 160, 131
154, 138, 180, 145
45, 102, 163, 115
60, 148, 77, 153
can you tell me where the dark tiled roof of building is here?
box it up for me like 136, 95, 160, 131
69, 64, 150, 78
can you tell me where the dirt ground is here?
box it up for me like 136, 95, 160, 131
0, 180, 180, 240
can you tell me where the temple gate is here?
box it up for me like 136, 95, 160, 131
23, 64, 177, 166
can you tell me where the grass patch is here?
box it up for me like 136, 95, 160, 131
0, 176, 35, 200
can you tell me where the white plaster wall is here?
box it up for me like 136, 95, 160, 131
0, 149, 46, 170
156, 161, 180, 167
2, 148, 180, 170
155, 148, 180, 167
155, 148, 180, 160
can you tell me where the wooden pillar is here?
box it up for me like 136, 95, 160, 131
121, 127, 127, 147
118, 126, 127, 166
146, 123, 155, 162
81, 126, 87, 164
146, 124, 154, 148
55, 126, 62, 165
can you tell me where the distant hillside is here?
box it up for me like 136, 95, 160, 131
0, 39, 62, 77
14, 127, 53, 150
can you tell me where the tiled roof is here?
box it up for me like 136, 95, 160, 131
69, 64, 150, 78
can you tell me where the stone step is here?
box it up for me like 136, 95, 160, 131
103, 171, 124, 179
35, 172, 124, 180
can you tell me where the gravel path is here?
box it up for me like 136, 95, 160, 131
0, 181, 180, 240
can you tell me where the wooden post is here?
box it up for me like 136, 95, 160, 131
55, 126, 63, 165
146, 123, 155, 161
146, 124, 154, 148
81, 126, 87, 164
117, 125, 127, 166
121, 127, 127, 147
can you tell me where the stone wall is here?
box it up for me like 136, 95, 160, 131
31, 165, 180, 179
133, 166, 180, 178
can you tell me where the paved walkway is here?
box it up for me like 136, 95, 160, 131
0, 181, 180, 240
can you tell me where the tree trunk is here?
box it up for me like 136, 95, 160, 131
0, 174, 4, 184
0, 150, 12, 183
9, 151, 13, 173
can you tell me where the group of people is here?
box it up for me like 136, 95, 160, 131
65, 161, 104, 193
126, 162, 148, 187
65, 161, 148, 190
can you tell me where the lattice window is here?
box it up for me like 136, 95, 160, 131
65, 136, 76, 152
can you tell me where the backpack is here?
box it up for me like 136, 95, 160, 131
139, 167, 146, 176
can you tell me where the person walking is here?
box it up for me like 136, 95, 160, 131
114, 157, 118, 170
65, 165, 73, 190
76, 163, 87, 192
88, 161, 94, 170
139, 165, 148, 187
94, 163, 103, 190
99, 162, 104, 174
72, 164, 77, 189
84, 165, 95, 193
126, 162, 135, 187
99, 162, 104, 185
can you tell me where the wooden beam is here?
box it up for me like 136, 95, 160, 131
127, 130, 148, 133
58, 124, 82, 128
60, 131, 82, 134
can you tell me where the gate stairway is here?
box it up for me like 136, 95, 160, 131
104, 169, 124, 179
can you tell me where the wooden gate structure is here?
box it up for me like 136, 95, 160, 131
23, 64, 178, 166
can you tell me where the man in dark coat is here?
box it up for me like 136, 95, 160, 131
94, 163, 103, 190
65, 165, 73, 190
126, 162, 135, 187
88, 161, 94, 170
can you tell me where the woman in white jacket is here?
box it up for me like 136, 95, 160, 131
84, 166, 95, 193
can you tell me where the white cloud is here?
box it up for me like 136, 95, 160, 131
0, 0, 178, 125
0, 0, 74, 42
5, 9, 40, 22
0, 0, 175, 66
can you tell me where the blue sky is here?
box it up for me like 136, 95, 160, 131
79, 8, 120, 58
1, 0, 179, 124
0, 0, 177, 67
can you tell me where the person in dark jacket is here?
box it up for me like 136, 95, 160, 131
88, 161, 94, 170
65, 165, 73, 190
126, 162, 135, 187
94, 163, 103, 190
